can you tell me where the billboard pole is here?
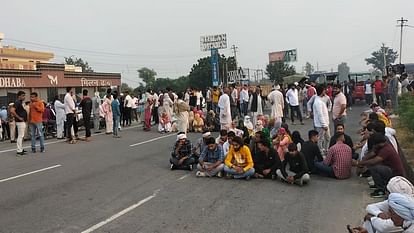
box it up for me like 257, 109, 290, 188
231, 45, 238, 69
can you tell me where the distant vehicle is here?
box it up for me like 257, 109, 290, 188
348, 72, 372, 102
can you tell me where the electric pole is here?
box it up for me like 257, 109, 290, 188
397, 17, 408, 64
382, 43, 388, 75
231, 45, 239, 69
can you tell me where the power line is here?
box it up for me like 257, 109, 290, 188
397, 17, 408, 64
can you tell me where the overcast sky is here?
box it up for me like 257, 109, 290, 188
2, 0, 413, 87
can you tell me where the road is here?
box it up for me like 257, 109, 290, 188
0, 104, 373, 233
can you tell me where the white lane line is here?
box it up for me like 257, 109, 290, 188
0, 125, 142, 154
0, 164, 62, 183
177, 174, 190, 181
81, 189, 160, 233
129, 134, 175, 147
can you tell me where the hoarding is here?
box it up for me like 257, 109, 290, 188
211, 49, 219, 86
269, 49, 297, 63
200, 34, 227, 51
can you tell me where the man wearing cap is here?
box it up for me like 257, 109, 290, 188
286, 83, 304, 125
170, 133, 196, 171
267, 85, 284, 125
192, 131, 211, 160
196, 137, 225, 177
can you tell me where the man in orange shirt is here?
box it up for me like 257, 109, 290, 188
29, 92, 45, 153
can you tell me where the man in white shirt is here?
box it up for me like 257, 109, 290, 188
123, 91, 133, 126
332, 83, 347, 131
267, 85, 284, 124
239, 85, 249, 117
364, 79, 373, 106
131, 95, 138, 122
206, 87, 212, 112
312, 85, 330, 155
64, 87, 76, 143
218, 87, 232, 130
286, 82, 303, 125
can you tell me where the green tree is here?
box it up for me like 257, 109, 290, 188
265, 61, 296, 84
120, 83, 133, 94
337, 62, 350, 83
138, 67, 157, 87
365, 44, 398, 71
305, 62, 314, 75
64, 56, 93, 72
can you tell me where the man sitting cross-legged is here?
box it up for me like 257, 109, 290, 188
276, 143, 310, 186
224, 136, 255, 180
253, 139, 281, 179
170, 133, 196, 171
196, 137, 225, 177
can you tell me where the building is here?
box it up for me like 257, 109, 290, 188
0, 33, 121, 106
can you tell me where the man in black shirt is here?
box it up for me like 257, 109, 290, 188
253, 140, 281, 179
79, 89, 93, 141
328, 123, 357, 159
301, 130, 323, 174
276, 143, 310, 186
10, 91, 27, 156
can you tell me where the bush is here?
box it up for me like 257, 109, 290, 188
398, 93, 414, 132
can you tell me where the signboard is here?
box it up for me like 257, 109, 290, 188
200, 34, 227, 51
227, 68, 246, 83
211, 49, 219, 86
269, 49, 297, 63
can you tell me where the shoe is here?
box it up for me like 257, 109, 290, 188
196, 171, 206, 177
245, 176, 251, 181
23, 149, 27, 153
31, 150, 36, 153
300, 122, 305, 125
189, 164, 193, 171
113, 135, 121, 138
369, 184, 377, 190
170, 164, 175, 170
57, 137, 65, 140
16, 151, 26, 156
11, 140, 16, 143
40, 148, 45, 153
217, 171, 223, 178
370, 189, 385, 198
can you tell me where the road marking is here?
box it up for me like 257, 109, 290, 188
0, 125, 141, 154
0, 164, 62, 183
177, 174, 190, 181
81, 189, 160, 233
129, 134, 175, 147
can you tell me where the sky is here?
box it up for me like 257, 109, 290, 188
1, 0, 414, 87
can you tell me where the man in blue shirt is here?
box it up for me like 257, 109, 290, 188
196, 137, 225, 177
111, 93, 121, 138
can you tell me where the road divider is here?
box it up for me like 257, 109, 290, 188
81, 189, 160, 233
0, 164, 62, 183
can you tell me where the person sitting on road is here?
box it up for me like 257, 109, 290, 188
170, 133, 196, 171
253, 139, 281, 179
301, 130, 323, 174
353, 133, 405, 198
315, 132, 353, 179
276, 143, 310, 186
224, 136, 255, 180
291, 131, 305, 152
192, 131, 211, 161
222, 131, 236, 158
249, 131, 266, 159
272, 127, 292, 161
215, 129, 228, 146
196, 137, 225, 178
329, 123, 357, 160
359, 176, 414, 233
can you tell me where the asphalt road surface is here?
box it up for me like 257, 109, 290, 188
0, 104, 375, 233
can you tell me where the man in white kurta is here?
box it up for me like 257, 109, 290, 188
218, 87, 232, 130
267, 85, 284, 122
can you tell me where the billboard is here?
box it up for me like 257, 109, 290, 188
200, 34, 227, 51
269, 49, 297, 63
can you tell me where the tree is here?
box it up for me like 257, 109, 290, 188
365, 44, 398, 71
138, 67, 157, 87
337, 62, 350, 83
265, 61, 296, 84
120, 83, 133, 94
64, 56, 94, 72
305, 62, 314, 75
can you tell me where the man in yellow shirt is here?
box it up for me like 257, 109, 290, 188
212, 86, 220, 113
224, 136, 255, 180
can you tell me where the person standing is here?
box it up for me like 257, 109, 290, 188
174, 92, 190, 133
267, 85, 284, 125
92, 92, 101, 133
313, 85, 330, 155
230, 85, 238, 119
64, 87, 77, 144
248, 86, 263, 126
143, 89, 154, 131
54, 95, 66, 139
239, 85, 249, 117
388, 74, 399, 114
152, 91, 159, 125
111, 93, 121, 138
131, 94, 139, 122
206, 87, 212, 112
10, 91, 27, 155
364, 78, 373, 106
218, 87, 232, 131
8, 103, 16, 143
79, 89, 93, 141
29, 92, 45, 153
332, 83, 347, 131
102, 92, 113, 135
286, 83, 304, 125
212, 86, 220, 113
123, 91, 132, 127
373, 76, 386, 107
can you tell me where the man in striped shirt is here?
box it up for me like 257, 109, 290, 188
315, 133, 352, 179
